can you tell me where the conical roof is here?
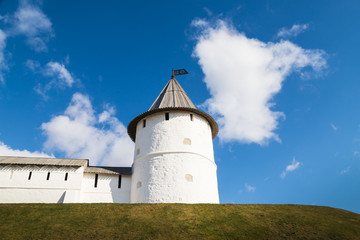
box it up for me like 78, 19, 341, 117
127, 77, 218, 142
149, 78, 196, 110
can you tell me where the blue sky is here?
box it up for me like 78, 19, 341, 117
0, 0, 359, 213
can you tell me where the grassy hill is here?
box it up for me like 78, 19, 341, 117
0, 204, 359, 239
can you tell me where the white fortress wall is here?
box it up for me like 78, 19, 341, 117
134, 111, 215, 160
80, 173, 131, 203
132, 153, 218, 203
131, 111, 219, 203
0, 165, 84, 203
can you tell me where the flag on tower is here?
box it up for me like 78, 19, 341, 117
173, 69, 188, 76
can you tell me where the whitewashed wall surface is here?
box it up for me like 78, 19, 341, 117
0, 165, 131, 203
131, 111, 219, 203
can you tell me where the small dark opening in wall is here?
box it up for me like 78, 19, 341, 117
165, 112, 169, 120
28, 172, 32, 180
94, 174, 98, 188
46, 172, 50, 180
143, 119, 146, 128
64, 173, 68, 181
190, 114, 193, 121
118, 175, 122, 188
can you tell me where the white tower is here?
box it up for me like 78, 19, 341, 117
127, 73, 219, 203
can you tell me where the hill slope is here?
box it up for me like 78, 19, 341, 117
0, 204, 359, 239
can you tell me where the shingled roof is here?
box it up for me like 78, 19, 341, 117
0, 156, 133, 175
149, 78, 196, 110
0, 156, 88, 167
127, 76, 218, 142
84, 166, 132, 175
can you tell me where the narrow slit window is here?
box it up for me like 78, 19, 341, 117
94, 174, 98, 188
64, 173, 68, 181
143, 119, 146, 128
190, 114, 193, 121
46, 172, 50, 180
118, 175, 122, 188
28, 171, 32, 180
165, 112, 169, 120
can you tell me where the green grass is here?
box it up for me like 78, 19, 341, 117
0, 204, 359, 239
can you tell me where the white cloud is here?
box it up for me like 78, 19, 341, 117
0, 1, 53, 82
0, 15, 9, 23
330, 122, 338, 131
193, 20, 326, 144
191, 18, 209, 28
203, 7, 213, 16
340, 166, 350, 175
245, 183, 256, 192
0, 141, 52, 158
41, 93, 134, 166
281, 157, 301, 179
0, 1, 52, 82
25, 59, 40, 71
12, 0, 53, 51
277, 24, 309, 39
0, 29, 7, 84
26, 60, 75, 98
44, 61, 74, 87
98, 105, 116, 123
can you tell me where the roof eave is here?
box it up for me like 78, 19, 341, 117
127, 107, 218, 142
